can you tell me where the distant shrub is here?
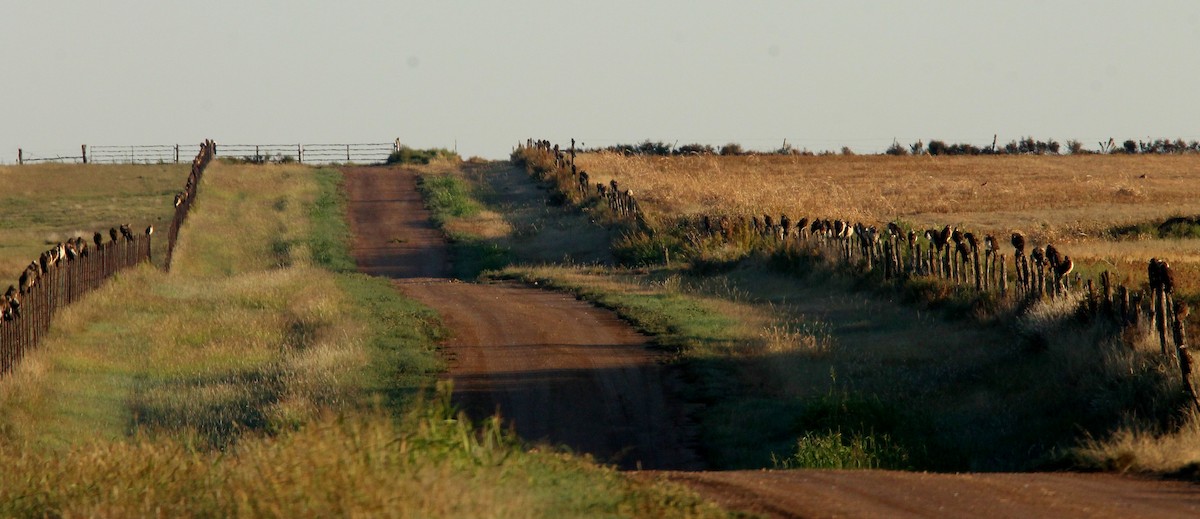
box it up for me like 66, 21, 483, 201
1002, 137, 1060, 155
637, 140, 672, 155
840, 146, 855, 156
885, 141, 908, 156
386, 146, 459, 165
926, 140, 948, 156
1067, 140, 1086, 154
1122, 140, 1139, 154
602, 140, 673, 156
908, 140, 925, 155
221, 154, 296, 165
719, 143, 744, 156
676, 143, 715, 155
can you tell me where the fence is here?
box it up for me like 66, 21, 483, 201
16, 141, 398, 165
1, 234, 152, 375
214, 142, 397, 165
0, 141, 215, 377
516, 138, 1199, 408
166, 141, 216, 270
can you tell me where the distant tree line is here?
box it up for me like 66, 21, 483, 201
585, 137, 1200, 157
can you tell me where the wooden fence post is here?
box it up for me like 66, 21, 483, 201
298, 144, 303, 164
972, 247, 982, 291
81, 144, 88, 164
999, 254, 1008, 297
1171, 302, 1198, 408
1155, 287, 1170, 355
17, 149, 22, 165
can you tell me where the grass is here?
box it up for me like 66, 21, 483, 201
0, 163, 188, 277
574, 152, 1200, 241
573, 151, 1200, 306
0, 162, 412, 448
414, 169, 511, 279
0, 389, 723, 518
414, 161, 612, 279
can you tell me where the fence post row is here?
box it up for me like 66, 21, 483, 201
165, 140, 215, 271
517, 137, 1200, 409
1, 139, 215, 378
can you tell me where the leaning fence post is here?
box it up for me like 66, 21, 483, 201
81, 144, 88, 164
1171, 302, 1198, 408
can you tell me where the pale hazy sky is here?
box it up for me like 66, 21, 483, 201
3, 1, 1198, 162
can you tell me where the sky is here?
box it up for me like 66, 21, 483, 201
2, 1, 1199, 162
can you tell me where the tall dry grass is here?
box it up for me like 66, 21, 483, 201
576, 153, 1200, 241
0, 392, 722, 518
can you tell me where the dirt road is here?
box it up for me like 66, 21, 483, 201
342, 167, 699, 470
342, 165, 1199, 517
639, 470, 1200, 518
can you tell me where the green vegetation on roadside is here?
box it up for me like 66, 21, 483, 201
416, 170, 513, 279
0, 386, 721, 517
309, 167, 358, 273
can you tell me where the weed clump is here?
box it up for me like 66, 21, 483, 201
386, 146, 459, 165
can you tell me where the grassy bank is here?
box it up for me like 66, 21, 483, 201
414, 160, 611, 279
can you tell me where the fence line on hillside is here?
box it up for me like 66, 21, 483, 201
165, 140, 216, 271
0, 140, 215, 378
16, 141, 399, 165
515, 138, 1199, 409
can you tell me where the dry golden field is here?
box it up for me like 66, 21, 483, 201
576, 152, 1200, 288
576, 153, 1199, 241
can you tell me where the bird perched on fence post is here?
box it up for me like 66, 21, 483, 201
1055, 256, 1075, 292
3, 285, 19, 320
